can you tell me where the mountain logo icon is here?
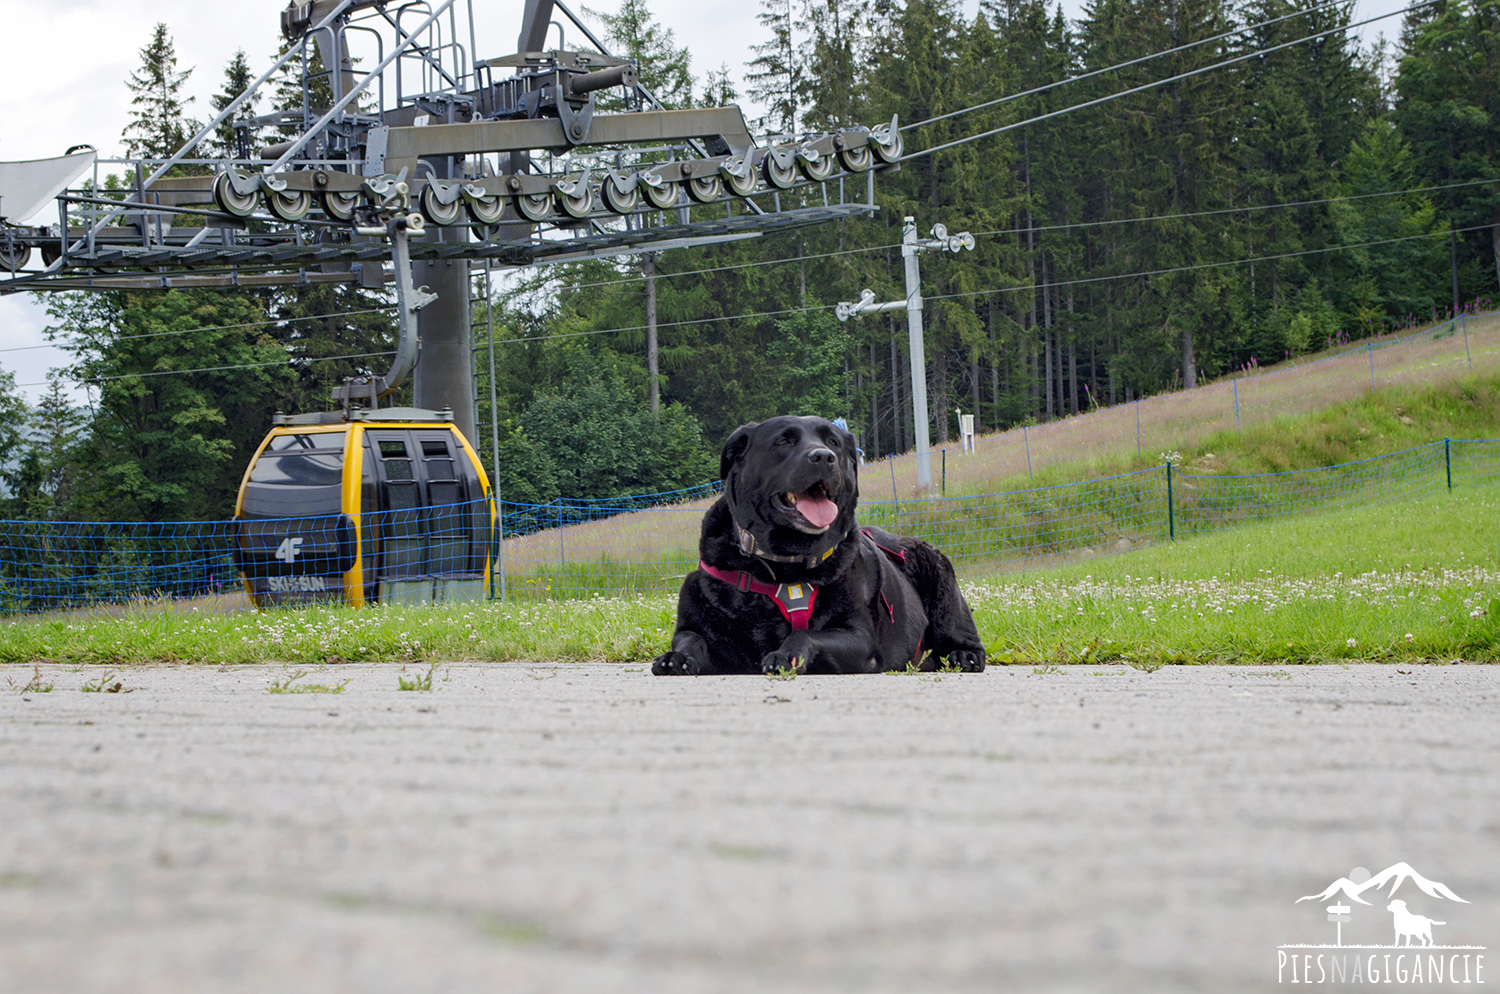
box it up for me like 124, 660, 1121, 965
1277, 863, 1486, 984
1295, 862, 1469, 907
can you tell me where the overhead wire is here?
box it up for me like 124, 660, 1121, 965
542, 241, 904, 294
2, 305, 396, 356
56, 350, 399, 387
977, 177, 1500, 238
490, 179, 1500, 296
901, 0, 1355, 131
927, 223, 1497, 304
22, 222, 1481, 382
905, 0, 1435, 162
501, 224, 1493, 345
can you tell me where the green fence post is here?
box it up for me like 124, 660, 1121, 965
1023, 425, 1033, 482
941, 448, 947, 495
1135, 397, 1142, 454
1445, 437, 1452, 492
1368, 341, 1376, 392
1166, 462, 1175, 541
1462, 314, 1472, 370
1233, 378, 1240, 433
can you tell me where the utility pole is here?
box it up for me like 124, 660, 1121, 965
836, 217, 974, 489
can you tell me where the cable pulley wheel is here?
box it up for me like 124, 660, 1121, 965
870, 130, 904, 163
686, 174, 723, 203
0, 242, 33, 270
420, 186, 466, 226
515, 193, 553, 222
642, 180, 680, 210
763, 155, 798, 190
555, 185, 593, 219
467, 194, 505, 225
798, 152, 836, 182
602, 176, 640, 214
266, 188, 313, 222
722, 161, 758, 197
213, 172, 259, 217
320, 190, 360, 221
837, 145, 873, 173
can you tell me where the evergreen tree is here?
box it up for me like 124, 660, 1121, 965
3, 376, 88, 520
1393, 0, 1500, 303
746, 0, 801, 134
123, 23, 198, 161
45, 290, 292, 521
209, 49, 258, 159
588, 0, 695, 109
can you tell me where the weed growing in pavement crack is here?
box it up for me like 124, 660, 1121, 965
7, 666, 53, 693
81, 672, 127, 693
397, 662, 437, 691
267, 670, 350, 694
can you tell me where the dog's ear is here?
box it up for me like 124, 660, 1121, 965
719, 422, 758, 480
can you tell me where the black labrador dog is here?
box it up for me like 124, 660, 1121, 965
652, 416, 986, 675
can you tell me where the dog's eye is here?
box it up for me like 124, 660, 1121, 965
827, 436, 840, 448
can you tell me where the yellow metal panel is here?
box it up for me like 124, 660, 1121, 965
343, 425, 364, 608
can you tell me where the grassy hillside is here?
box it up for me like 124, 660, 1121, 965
993, 370, 1500, 495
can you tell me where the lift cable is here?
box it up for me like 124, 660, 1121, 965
50, 349, 400, 388
925, 222, 1498, 304
900, 0, 1357, 132
2, 306, 399, 356
976, 177, 1500, 238
906, 0, 1433, 163
24, 221, 1481, 385
540, 242, 906, 294
509, 177, 1500, 296
495, 223, 1494, 345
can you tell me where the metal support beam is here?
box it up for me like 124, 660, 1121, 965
414, 251, 477, 444
381, 106, 755, 173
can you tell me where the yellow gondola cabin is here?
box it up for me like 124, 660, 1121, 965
234, 408, 494, 607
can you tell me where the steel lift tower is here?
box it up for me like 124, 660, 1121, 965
0, 0, 903, 440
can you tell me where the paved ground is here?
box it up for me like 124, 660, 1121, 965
1, 662, 1495, 993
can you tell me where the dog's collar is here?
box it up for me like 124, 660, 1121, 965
734, 521, 837, 568
698, 561, 819, 630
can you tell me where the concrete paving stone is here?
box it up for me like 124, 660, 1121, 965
0, 662, 1496, 992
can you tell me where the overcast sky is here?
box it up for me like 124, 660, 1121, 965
0, 0, 1405, 404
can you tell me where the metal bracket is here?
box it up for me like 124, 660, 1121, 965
333, 212, 434, 409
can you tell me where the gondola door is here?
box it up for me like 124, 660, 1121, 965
364, 427, 488, 603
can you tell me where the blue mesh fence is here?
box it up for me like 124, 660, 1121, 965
1172, 443, 1448, 534
1, 442, 1496, 613
0, 500, 495, 614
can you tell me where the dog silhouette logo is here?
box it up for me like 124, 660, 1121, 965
1277, 863, 1486, 984
1387, 900, 1444, 948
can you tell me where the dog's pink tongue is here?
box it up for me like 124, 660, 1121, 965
795, 492, 839, 528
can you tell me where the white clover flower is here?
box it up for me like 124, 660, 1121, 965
1346, 638, 1357, 649
1405, 633, 1415, 642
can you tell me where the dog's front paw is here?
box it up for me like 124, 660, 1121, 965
652, 650, 706, 676
759, 649, 806, 676
947, 649, 986, 672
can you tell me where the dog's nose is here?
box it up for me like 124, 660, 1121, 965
806, 447, 836, 466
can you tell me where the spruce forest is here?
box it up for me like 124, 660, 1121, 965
14, 0, 1500, 521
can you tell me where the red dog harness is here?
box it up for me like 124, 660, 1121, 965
697, 529, 909, 632
697, 561, 819, 629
